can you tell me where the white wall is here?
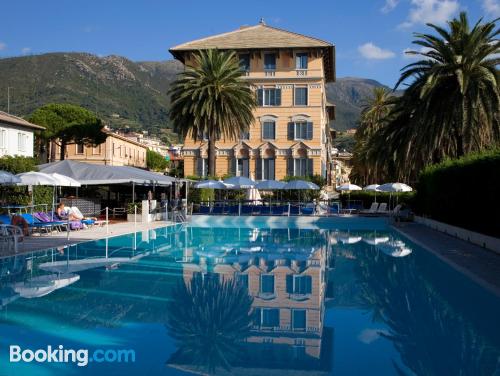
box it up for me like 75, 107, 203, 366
0, 124, 35, 157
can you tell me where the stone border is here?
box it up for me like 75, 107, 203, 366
415, 216, 500, 254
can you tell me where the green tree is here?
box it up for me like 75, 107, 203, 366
353, 13, 499, 182
146, 149, 168, 171
29, 103, 107, 162
169, 49, 255, 176
351, 87, 395, 184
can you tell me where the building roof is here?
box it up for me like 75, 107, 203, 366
105, 131, 148, 149
0, 111, 45, 130
170, 23, 335, 81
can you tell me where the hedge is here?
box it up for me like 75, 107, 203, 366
0, 156, 53, 207
415, 148, 500, 237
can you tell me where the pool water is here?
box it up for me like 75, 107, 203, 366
0, 218, 499, 375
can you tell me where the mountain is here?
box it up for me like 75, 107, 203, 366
327, 77, 392, 131
0, 53, 389, 138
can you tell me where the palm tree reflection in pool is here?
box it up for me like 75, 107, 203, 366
166, 273, 253, 374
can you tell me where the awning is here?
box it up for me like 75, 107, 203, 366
38, 160, 177, 186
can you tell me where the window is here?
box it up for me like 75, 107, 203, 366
294, 87, 308, 106
0, 129, 6, 149
253, 308, 280, 327
255, 158, 275, 180
288, 121, 313, 140
292, 309, 306, 330
236, 158, 249, 177
257, 88, 281, 106
239, 53, 250, 72
264, 53, 276, 70
197, 158, 208, 177
286, 275, 313, 294
92, 145, 101, 155
262, 121, 275, 140
289, 158, 313, 177
260, 274, 275, 294
76, 144, 84, 154
17, 133, 27, 152
296, 53, 308, 69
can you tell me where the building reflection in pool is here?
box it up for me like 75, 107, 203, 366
167, 227, 335, 375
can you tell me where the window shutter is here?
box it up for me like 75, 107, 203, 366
256, 158, 262, 180
253, 308, 261, 325
287, 158, 294, 177
305, 276, 312, 294
269, 158, 275, 180
243, 159, 249, 177
287, 122, 295, 140
257, 89, 263, 106
304, 88, 308, 105
275, 89, 281, 106
307, 122, 313, 140
286, 275, 294, 293
308, 159, 314, 176
231, 158, 236, 175
197, 158, 203, 177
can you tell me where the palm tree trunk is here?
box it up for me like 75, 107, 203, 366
60, 140, 66, 161
208, 131, 216, 177
49, 140, 56, 162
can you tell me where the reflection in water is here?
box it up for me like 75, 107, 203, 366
166, 273, 253, 374
0, 225, 498, 376
168, 227, 335, 374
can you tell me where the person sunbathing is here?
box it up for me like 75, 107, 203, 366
56, 203, 80, 221
0, 213, 29, 237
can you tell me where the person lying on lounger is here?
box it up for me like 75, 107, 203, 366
56, 203, 97, 221
0, 211, 29, 236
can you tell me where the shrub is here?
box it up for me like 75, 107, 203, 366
415, 148, 500, 237
0, 156, 53, 207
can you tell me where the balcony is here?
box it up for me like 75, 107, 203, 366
296, 69, 308, 77
264, 70, 276, 77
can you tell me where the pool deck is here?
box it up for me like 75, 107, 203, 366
4, 221, 175, 256
392, 222, 500, 297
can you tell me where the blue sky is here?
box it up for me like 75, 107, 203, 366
0, 0, 497, 86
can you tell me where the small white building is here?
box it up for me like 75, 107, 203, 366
0, 111, 45, 158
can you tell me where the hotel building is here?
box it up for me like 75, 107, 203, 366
170, 21, 335, 182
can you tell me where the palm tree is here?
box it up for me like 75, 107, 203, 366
353, 13, 499, 182
351, 88, 395, 184
165, 273, 253, 374
169, 49, 256, 177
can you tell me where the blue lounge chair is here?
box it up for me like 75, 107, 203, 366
271, 206, 285, 215
289, 206, 300, 216
199, 206, 211, 214
260, 206, 271, 215
211, 206, 224, 215
21, 214, 61, 234
301, 207, 314, 215
227, 205, 239, 215
241, 205, 253, 215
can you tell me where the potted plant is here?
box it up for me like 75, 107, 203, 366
126, 202, 142, 222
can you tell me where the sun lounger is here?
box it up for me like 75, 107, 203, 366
199, 205, 211, 214
21, 213, 61, 234
301, 207, 314, 215
271, 206, 286, 215
289, 206, 300, 216
0, 224, 23, 253
376, 203, 389, 214
360, 202, 380, 215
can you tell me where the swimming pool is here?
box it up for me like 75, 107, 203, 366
0, 217, 499, 375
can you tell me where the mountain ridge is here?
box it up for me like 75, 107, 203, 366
0, 52, 390, 139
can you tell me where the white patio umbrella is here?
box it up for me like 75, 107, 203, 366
16, 172, 59, 208
363, 184, 380, 202
16, 171, 59, 186
255, 180, 286, 190
363, 236, 390, 245
338, 234, 362, 244
246, 187, 262, 205
0, 170, 21, 185
282, 180, 319, 204
378, 183, 413, 209
283, 180, 319, 190
377, 240, 412, 257
337, 183, 362, 208
194, 179, 227, 189
378, 183, 413, 192
223, 176, 256, 189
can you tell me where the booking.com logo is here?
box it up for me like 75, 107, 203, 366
9, 345, 136, 367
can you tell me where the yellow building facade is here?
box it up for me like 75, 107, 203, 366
170, 22, 335, 182
61, 131, 148, 168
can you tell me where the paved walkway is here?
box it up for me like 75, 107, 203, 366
393, 222, 500, 297
3, 221, 175, 256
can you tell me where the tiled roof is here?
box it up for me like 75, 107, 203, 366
0, 111, 45, 130
170, 24, 333, 51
